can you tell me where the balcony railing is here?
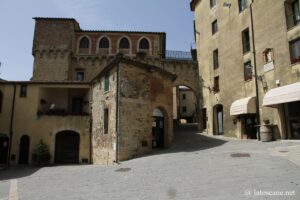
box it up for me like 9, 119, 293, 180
165, 50, 194, 61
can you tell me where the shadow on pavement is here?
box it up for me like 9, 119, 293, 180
168, 124, 228, 152
0, 166, 40, 181
142, 124, 228, 158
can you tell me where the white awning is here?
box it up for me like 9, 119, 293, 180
230, 97, 256, 116
263, 82, 300, 107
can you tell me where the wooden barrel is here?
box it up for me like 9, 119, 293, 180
260, 125, 273, 142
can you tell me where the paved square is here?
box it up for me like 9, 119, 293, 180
0, 125, 299, 200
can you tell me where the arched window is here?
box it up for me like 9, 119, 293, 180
79, 37, 89, 48
139, 38, 150, 50
119, 37, 130, 49
0, 91, 2, 113
99, 37, 110, 49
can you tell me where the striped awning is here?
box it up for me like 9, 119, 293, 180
230, 97, 256, 116
263, 82, 300, 107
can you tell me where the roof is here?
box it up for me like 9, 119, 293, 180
33, 17, 77, 22
0, 80, 91, 85
34, 17, 166, 35
76, 30, 166, 35
0, 78, 6, 82
92, 56, 177, 82
190, 0, 201, 11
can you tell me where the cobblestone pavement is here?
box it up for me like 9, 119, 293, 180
0, 124, 299, 200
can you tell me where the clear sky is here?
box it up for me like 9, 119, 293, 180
0, 0, 194, 81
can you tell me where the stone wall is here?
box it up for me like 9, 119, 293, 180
118, 62, 173, 161
91, 68, 118, 165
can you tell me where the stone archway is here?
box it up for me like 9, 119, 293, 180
55, 131, 80, 164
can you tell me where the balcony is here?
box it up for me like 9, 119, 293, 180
37, 86, 90, 117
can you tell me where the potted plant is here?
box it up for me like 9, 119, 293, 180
32, 140, 51, 166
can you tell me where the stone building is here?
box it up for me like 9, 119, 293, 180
0, 17, 198, 165
191, 0, 300, 140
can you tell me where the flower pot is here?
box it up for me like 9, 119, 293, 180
260, 125, 273, 142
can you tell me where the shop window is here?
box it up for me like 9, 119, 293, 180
242, 28, 250, 53
20, 85, 27, 97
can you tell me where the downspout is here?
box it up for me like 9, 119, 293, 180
250, 0, 261, 140
115, 64, 120, 163
89, 85, 93, 164
7, 83, 17, 166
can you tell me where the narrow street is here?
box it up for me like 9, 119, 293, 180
0, 124, 299, 200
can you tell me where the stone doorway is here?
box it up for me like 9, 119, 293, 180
152, 108, 165, 149
55, 131, 80, 164
0, 134, 9, 164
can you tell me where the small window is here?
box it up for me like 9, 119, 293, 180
213, 49, 219, 69
99, 37, 110, 49
139, 38, 150, 50
104, 73, 109, 92
104, 108, 109, 134
238, 0, 247, 12
0, 91, 2, 113
290, 37, 300, 64
242, 28, 250, 53
79, 37, 89, 48
182, 106, 187, 113
182, 94, 186, 100
210, 0, 217, 8
20, 85, 27, 97
119, 37, 130, 49
76, 71, 85, 81
214, 76, 220, 93
212, 20, 218, 35
244, 61, 252, 81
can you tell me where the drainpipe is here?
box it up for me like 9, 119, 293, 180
7, 83, 17, 166
89, 86, 93, 164
115, 64, 120, 163
250, 0, 261, 140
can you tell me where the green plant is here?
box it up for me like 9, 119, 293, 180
32, 140, 51, 166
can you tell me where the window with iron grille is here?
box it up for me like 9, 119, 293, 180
212, 20, 218, 35
242, 28, 250, 53
290, 37, 300, 64
244, 61, 252, 81
213, 49, 219, 69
